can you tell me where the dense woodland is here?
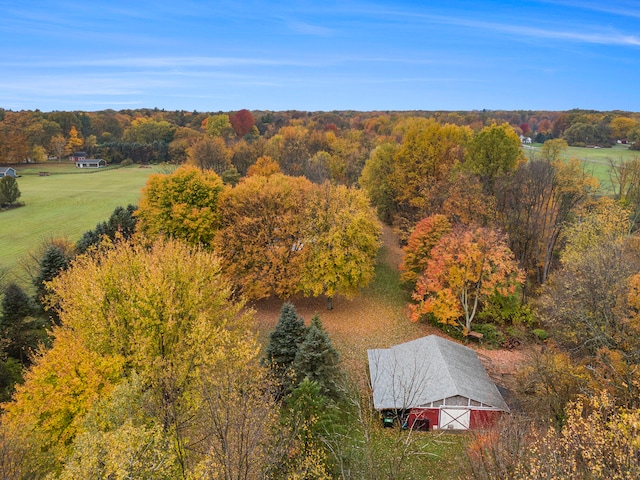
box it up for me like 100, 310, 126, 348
2, 107, 640, 478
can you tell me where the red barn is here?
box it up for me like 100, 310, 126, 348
368, 335, 509, 431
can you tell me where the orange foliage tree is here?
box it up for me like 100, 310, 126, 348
401, 214, 451, 286
215, 173, 312, 299
410, 226, 524, 335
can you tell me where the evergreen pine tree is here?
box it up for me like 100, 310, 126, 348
107, 204, 137, 238
1, 283, 34, 325
292, 314, 342, 401
34, 245, 73, 318
265, 303, 308, 394
0, 282, 44, 365
76, 204, 138, 253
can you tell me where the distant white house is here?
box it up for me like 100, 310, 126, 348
0, 167, 17, 178
520, 135, 532, 144
75, 159, 106, 168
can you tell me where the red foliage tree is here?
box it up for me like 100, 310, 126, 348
229, 109, 255, 138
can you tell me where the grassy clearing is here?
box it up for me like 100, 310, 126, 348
0, 164, 159, 282
525, 144, 640, 192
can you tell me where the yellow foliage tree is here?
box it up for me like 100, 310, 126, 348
561, 197, 632, 266
64, 126, 83, 156
2, 328, 125, 473
299, 183, 382, 309
246, 155, 281, 177
515, 392, 640, 479
136, 165, 225, 246
1, 239, 261, 477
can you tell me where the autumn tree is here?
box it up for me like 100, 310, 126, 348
136, 165, 224, 246
48, 134, 66, 160
390, 118, 471, 236
0, 112, 33, 164
187, 135, 232, 174
560, 197, 631, 265
440, 171, 497, 227
64, 126, 83, 156
496, 157, 597, 285
538, 236, 640, 407
401, 214, 452, 286
57, 373, 180, 479
410, 226, 524, 335
609, 157, 640, 229
215, 173, 312, 299
231, 137, 266, 175
123, 117, 175, 144
229, 109, 255, 138
267, 125, 310, 176
359, 142, 399, 223
1, 239, 260, 477
299, 183, 382, 310
306, 150, 332, 184
610, 116, 638, 140
204, 114, 234, 139
195, 351, 281, 480
514, 393, 640, 479
539, 138, 568, 162
246, 155, 281, 177
464, 122, 524, 192
514, 347, 591, 428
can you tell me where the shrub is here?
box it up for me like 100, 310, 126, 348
531, 329, 549, 342
472, 324, 504, 347
120, 158, 134, 166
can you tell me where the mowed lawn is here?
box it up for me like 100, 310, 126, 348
525, 144, 640, 192
0, 164, 159, 281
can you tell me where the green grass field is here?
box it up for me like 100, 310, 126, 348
0, 163, 160, 282
525, 144, 640, 192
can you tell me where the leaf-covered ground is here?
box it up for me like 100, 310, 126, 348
252, 223, 529, 391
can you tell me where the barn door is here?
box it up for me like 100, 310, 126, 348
439, 408, 470, 430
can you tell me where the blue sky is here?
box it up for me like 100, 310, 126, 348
1, 0, 638, 112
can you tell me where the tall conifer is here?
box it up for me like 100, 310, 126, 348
265, 303, 308, 394
293, 314, 342, 400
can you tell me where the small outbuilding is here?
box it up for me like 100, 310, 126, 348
0, 167, 17, 178
75, 159, 106, 168
69, 151, 87, 162
368, 335, 509, 431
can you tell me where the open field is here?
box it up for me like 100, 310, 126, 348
525, 144, 640, 192
0, 163, 160, 282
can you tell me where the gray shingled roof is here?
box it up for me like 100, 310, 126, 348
367, 335, 509, 412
